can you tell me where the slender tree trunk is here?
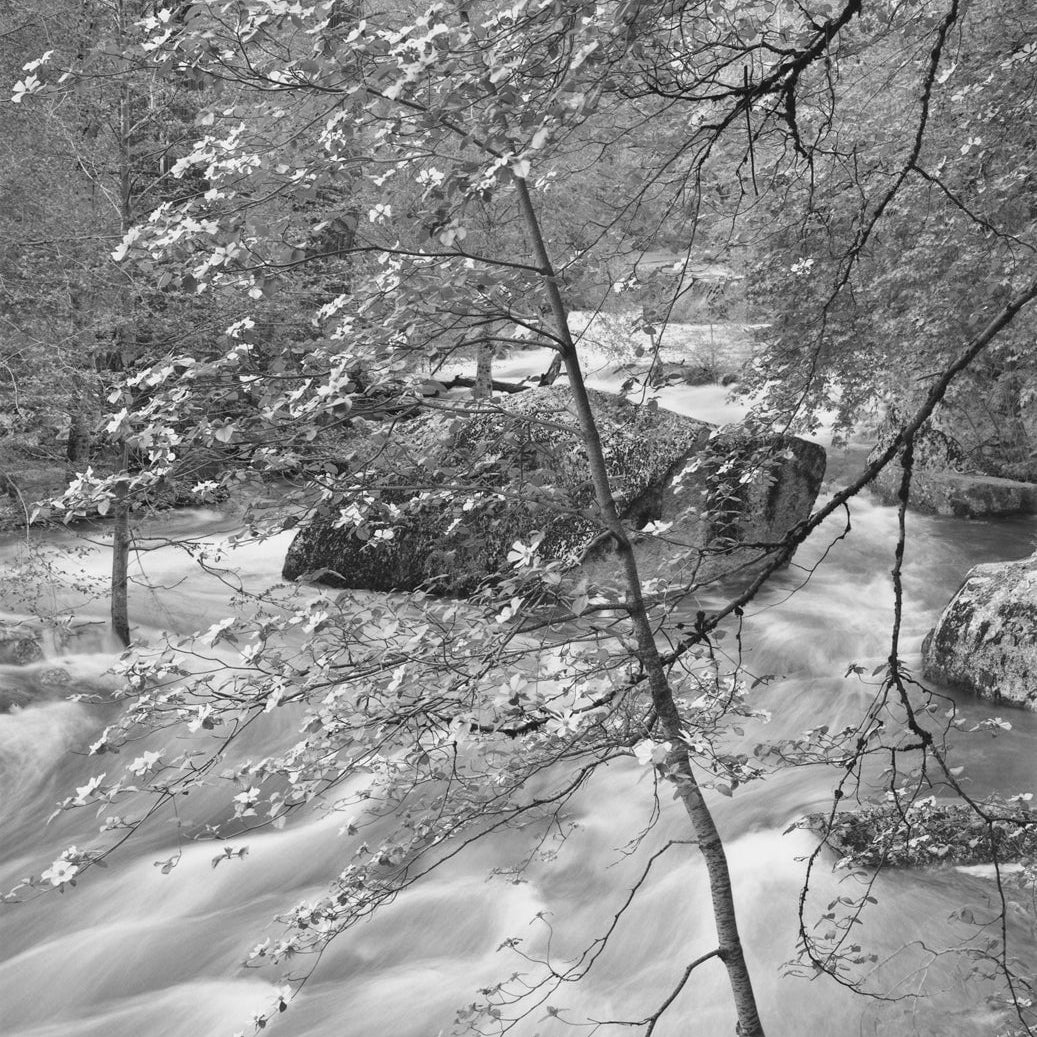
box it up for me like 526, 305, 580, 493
111, 458, 131, 647
474, 340, 493, 400
514, 175, 765, 1036
65, 407, 92, 484
110, 0, 136, 649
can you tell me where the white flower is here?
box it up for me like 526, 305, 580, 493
41, 859, 79, 886
127, 751, 162, 777
88, 727, 116, 755
201, 617, 235, 647
416, 167, 444, 187
506, 533, 543, 568
73, 773, 105, 806
110, 226, 142, 261
639, 520, 673, 536
191, 480, 220, 500
225, 317, 255, 339
234, 787, 261, 817
187, 704, 214, 732
495, 596, 523, 624
367, 203, 392, 223
105, 408, 129, 434
12, 73, 41, 103
632, 740, 670, 766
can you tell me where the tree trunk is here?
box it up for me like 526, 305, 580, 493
474, 341, 493, 400
514, 174, 766, 1037
109, 0, 135, 650
111, 480, 130, 647
65, 408, 92, 484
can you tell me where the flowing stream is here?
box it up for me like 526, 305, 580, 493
1, 388, 1036, 1037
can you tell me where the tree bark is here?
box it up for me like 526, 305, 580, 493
514, 174, 765, 1036
110, 0, 136, 650
474, 340, 493, 400
111, 442, 130, 647
65, 408, 92, 483
111, 486, 131, 647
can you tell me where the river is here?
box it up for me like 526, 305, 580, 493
1, 386, 1035, 1037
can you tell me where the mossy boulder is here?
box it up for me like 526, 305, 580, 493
282, 387, 826, 595
923, 552, 1037, 710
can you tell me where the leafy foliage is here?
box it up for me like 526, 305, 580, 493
744, 0, 1037, 437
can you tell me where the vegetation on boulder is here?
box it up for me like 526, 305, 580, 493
282, 386, 713, 593
805, 797, 1037, 869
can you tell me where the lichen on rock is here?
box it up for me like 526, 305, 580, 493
923, 552, 1037, 710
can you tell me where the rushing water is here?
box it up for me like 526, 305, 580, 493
1, 440, 1036, 1036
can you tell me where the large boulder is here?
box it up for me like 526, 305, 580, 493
624, 428, 827, 590
870, 397, 1037, 518
922, 552, 1037, 710
692, 428, 826, 547
282, 387, 826, 595
873, 464, 1037, 517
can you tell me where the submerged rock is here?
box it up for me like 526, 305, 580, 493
808, 798, 1037, 868
923, 553, 1037, 710
283, 387, 826, 595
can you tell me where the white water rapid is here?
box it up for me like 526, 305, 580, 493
1, 382, 1035, 1037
